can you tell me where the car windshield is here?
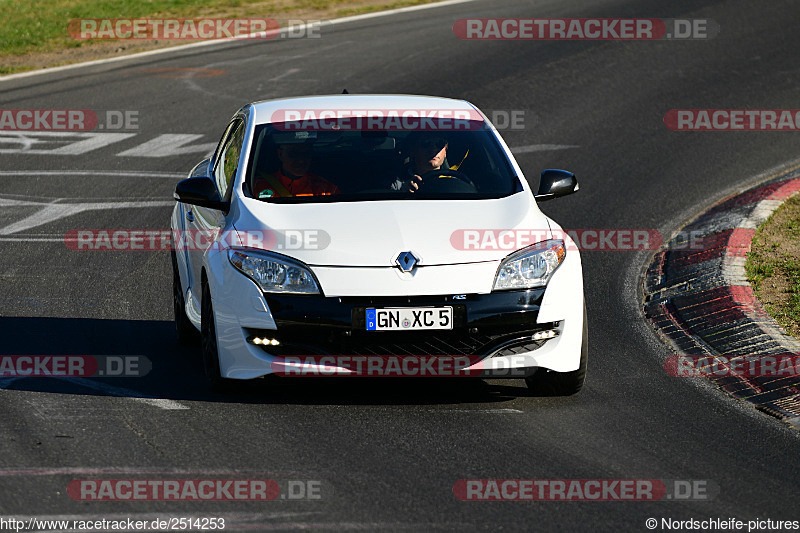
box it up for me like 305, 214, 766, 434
244, 120, 522, 203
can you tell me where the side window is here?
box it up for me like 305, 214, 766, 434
213, 120, 245, 198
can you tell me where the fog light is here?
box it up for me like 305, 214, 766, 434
532, 330, 557, 341
250, 337, 280, 346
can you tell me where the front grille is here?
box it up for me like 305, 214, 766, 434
341, 330, 502, 357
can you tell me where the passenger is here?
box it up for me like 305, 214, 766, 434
253, 143, 339, 198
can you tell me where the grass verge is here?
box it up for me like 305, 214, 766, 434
746, 193, 800, 338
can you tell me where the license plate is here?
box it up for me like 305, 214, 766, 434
366, 307, 453, 331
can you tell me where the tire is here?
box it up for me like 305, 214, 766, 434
525, 302, 588, 396
171, 250, 199, 345
200, 279, 235, 392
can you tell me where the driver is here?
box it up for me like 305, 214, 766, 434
388, 133, 451, 193
253, 143, 339, 198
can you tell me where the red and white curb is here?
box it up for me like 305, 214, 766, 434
644, 170, 800, 426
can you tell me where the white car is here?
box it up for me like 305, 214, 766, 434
171, 94, 586, 394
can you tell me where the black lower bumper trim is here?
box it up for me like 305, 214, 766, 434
254, 289, 550, 358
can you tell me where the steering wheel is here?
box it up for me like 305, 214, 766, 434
418, 168, 475, 190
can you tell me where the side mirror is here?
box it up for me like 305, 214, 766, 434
534, 169, 579, 201
174, 176, 228, 211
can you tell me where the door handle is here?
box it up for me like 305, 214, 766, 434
186, 210, 194, 222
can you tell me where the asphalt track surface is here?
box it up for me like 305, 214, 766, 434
1, 0, 800, 530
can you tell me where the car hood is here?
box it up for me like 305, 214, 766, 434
233, 192, 552, 267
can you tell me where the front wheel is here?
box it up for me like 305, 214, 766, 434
172, 250, 199, 345
525, 302, 588, 396
201, 280, 235, 392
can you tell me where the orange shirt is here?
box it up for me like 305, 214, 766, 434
253, 169, 339, 198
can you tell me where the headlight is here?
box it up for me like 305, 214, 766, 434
228, 249, 320, 294
493, 239, 566, 291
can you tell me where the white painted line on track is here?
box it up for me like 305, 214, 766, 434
116, 134, 216, 157
269, 68, 301, 82
0, 198, 174, 235
0, 132, 136, 155
1, 135, 580, 158
0, 467, 312, 476
428, 408, 523, 413
0, 238, 73, 242
0, 0, 478, 83
0, 132, 215, 157
511, 144, 580, 154
0, 170, 183, 179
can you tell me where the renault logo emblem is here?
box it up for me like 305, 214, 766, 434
395, 251, 418, 272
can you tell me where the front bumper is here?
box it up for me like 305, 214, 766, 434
258, 289, 548, 350
206, 242, 584, 379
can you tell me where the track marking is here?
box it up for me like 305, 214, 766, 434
511, 144, 580, 154
269, 67, 301, 82
0, 178, 178, 242
0, 195, 174, 235
0, 467, 314, 476
0, 132, 216, 157
0, 237, 73, 242
427, 408, 523, 413
0, 132, 136, 155
1, 136, 579, 158
0, 170, 183, 179
116, 134, 216, 157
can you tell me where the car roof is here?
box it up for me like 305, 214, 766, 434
249, 94, 481, 125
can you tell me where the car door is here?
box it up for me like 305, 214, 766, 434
187, 118, 246, 296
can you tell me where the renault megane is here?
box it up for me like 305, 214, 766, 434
170, 94, 586, 394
